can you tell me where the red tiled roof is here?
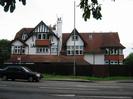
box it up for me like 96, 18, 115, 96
8, 55, 89, 65
62, 32, 125, 54
14, 28, 33, 39
35, 40, 50, 47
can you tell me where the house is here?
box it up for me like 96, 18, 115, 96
62, 29, 125, 65
9, 18, 125, 65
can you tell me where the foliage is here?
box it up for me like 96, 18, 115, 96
124, 53, 133, 66
0, 0, 115, 21
0, 0, 26, 12
0, 39, 11, 64
79, 0, 102, 21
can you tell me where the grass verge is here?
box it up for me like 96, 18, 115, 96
44, 74, 133, 81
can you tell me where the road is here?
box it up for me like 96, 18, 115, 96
0, 80, 133, 99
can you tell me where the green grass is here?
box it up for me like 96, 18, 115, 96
44, 74, 133, 81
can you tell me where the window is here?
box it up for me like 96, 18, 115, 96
89, 34, 92, 39
105, 48, 109, 55
119, 49, 123, 55
36, 47, 49, 53
22, 33, 27, 40
42, 33, 47, 39
67, 45, 83, 55
105, 60, 119, 65
37, 33, 48, 40
72, 35, 78, 41
37, 34, 41, 39
110, 61, 118, 64
22, 47, 25, 54
13, 46, 25, 54
51, 45, 58, 53
76, 50, 79, 54
105, 60, 109, 64
105, 48, 121, 55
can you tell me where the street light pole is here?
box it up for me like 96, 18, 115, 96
73, 0, 76, 76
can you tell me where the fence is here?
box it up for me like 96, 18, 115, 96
1, 63, 133, 77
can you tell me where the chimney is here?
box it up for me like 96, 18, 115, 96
56, 17, 62, 56
57, 17, 62, 38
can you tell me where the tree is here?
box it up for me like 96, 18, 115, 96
124, 53, 133, 66
0, 0, 26, 12
0, 39, 11, 65
79, 0, 102, 21
0, 0, 114, 21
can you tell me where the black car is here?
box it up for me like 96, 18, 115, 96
0, 66, 43, 82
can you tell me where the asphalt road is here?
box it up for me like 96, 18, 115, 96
0, 80, 133, 99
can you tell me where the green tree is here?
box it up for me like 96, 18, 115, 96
0, 39, 11, 65
124, 53, 133, 66
0, 0, 26, 12
0, 0, 114, 21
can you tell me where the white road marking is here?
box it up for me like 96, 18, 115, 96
39, 86, 99, 91
52, 94, 75, 97
0, 85, 7, 87
79, 95, 132, 99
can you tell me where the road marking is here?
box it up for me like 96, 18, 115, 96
79, 96, 132, 99
39, 86, 99, 91
0, 85, 7, 87
52, 94, 75, 97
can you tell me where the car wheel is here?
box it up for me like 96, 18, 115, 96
12, 78, 15, 81
2, 75, 7, 81
28, 77, 33, 82
35, 78, 40, 82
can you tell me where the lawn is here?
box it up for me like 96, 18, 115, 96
44, 74, 133, 81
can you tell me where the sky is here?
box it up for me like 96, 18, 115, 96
0, 0, 133, 57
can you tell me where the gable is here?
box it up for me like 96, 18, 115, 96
27, 21, 59, 40
63, 28, 86, 46
67, 35, 84, 46
32, 21, 51, 33
11, 39, 28, 46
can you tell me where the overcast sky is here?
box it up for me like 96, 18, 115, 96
0, 0, 133, 57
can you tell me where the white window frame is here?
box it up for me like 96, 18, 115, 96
22, 33, 27, 40
37, 33, 48, 40
36, 47, 49, 53
72, 35, 78, 41
13, 46, 25, 54
51, 45, 58, 53
67, 45, 83, 55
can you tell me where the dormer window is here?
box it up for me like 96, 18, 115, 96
22, 33, 27, 40
89, 34, 93, 39
72, 35, 78, 41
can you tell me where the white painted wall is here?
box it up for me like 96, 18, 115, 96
50, 36, 58, 55
66, 35, 84, 46
25, 35, 36, 54
11, 40, 23, 54
84, 54, 105, 64
25, 35, 59, 55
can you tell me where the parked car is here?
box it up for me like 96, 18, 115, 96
0, 66, 43, 82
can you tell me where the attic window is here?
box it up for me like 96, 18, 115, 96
72, 35, 78, 41
89, 34, 92, 39
22, 33, 27, 40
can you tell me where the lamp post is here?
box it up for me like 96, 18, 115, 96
73, 1, 76, 76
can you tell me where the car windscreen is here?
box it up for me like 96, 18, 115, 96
22, 67, 32, 72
